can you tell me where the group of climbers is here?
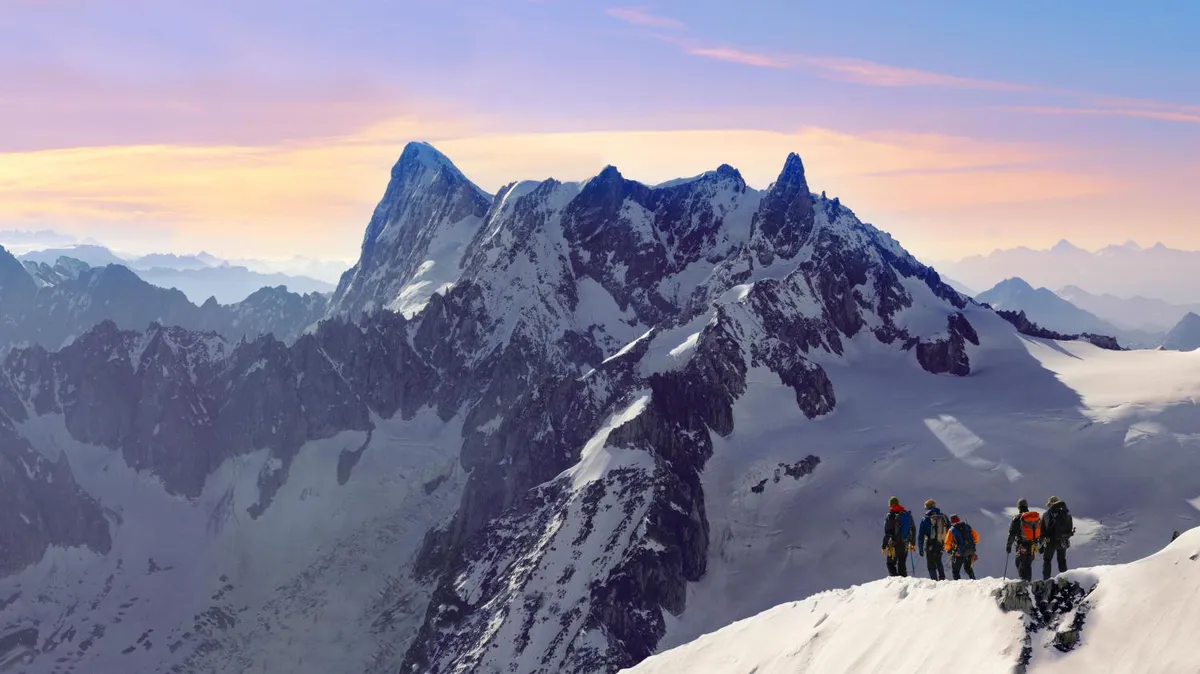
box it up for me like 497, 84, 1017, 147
1005, 495, 1075, 581
882, 495, 1074, 582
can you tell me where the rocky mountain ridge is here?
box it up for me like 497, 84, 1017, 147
2, 142, 988, 673
0, 248, 327, 355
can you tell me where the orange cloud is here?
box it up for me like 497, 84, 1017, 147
0, 115, 1108, 261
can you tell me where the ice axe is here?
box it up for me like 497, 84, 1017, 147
1003, 548, 1011, 579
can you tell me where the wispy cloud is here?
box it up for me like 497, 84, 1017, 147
683, 45, 788, 69
791, 55, 1033, 92
1009, 104, 1200, 125
604, 6, 684, 30
650, 30, 1200, 126
654, 34, 1034, 91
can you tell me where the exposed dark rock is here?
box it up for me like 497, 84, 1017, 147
996, 309, 1124, 351
0, 419, 111, 576
752, 153, 815, 265
916, 313, 978, 376
995, 578, 1093, 671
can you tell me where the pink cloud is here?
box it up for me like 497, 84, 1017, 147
791, 55, 1034, 92
658, 36, 1034, 91
684, 45, 788, 69
604, 6, 685, 30
1009, 104, 1200, 125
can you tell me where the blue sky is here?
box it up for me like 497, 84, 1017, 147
2, 1, 1198, 261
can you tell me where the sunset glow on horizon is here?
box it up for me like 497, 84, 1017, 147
3, 1, 1198, 263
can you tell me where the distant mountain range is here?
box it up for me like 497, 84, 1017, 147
0, 246, 327, 354
937, 240, 1200, 305
13, 244, 340, 303
975, 278, 1162, 348
1055, 286, 1200, 333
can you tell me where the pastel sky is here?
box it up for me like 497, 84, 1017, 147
3, 0, 1199, 263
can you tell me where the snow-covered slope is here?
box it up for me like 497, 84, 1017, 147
625, 527, 1200, 674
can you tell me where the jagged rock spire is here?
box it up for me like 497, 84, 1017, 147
751, 152, 816, 265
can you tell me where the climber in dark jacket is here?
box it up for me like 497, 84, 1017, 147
917, 499, 949, 581
1040, 496, 1074, 579
1006, 499, 1042, 582
881, 496, 916, 577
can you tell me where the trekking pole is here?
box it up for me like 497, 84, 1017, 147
1003, 549, 1010, 579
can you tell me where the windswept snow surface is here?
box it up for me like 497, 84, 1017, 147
1, 410, 465, 673
651, 305, 1200, 651
626, 528, 1200, 674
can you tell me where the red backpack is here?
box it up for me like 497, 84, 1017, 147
1020, 511, 1041, 541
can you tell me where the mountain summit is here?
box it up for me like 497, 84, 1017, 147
327, 141, 492, 318
1161, 312, 1200, 351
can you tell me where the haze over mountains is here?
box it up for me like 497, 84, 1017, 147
3, 141, 1200, 674
0, 245, 327, 355
974, 278, 1163, 349
936, 240, 1200, 305
5, 240, 343, 304
1056, 285, 1200, 333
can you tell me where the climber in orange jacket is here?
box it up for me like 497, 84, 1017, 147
943, 514, 979, 580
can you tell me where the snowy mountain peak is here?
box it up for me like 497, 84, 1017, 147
775, 152, 808, 190
1162, 311, 1200, 351
394, 140, 472, 182
992, 276, 1036, 292
328, 143, 492, 318
653, 163, 745, 190
1050, 239, 1084, 254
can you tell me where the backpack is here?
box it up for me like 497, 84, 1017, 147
930, 513, 950, 545
952, 524, 976, 557
887, 510, 914, 543
899, 510, 914, 542
1020, 512, 1041, 542
1046, 505, 1074, 541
